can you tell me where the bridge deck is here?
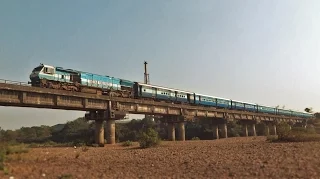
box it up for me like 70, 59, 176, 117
0, 81, 308, 123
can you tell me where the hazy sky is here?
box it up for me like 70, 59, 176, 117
0, 0, 319, 130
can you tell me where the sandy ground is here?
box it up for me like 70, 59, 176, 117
1, 136, 320, 179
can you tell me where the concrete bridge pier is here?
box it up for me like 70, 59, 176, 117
220, 123, 228, 138
167, 123, 176, 141
95, 120, 105, 145
252, 124, 257, 136
266, 125, 270, 136
269, 124, 277, 135
107, 120, 116, 144
244, 124, 248, 137
177, 122, 185, 141
85, 108, 126, 145
212, 124, 219, 139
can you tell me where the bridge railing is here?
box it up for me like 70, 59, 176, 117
0, 79, 30, 86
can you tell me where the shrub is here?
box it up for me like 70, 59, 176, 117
191, 137, 200, 140
266, 135, 278, 142
122, 140, 133, 147
137, 128, 161, 148
267, 122, 320, 143
276, 122, 291, 140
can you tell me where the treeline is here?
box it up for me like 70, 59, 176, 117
1, 113, 319, 145
0, 116, 272, 145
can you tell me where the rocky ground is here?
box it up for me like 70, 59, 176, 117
1, 136, 320, 179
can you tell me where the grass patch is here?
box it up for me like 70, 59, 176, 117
58, 174, 73, 179
122, 140, 133, 147
0, 143, 30, 171
6, 145, 29, 155
191, 137, 200, 140
27, 141, 76, 148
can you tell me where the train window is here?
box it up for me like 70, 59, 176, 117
44, 67, 54, 74
61, 75, 64, 79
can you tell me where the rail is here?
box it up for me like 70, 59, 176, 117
0, 79, 30, 86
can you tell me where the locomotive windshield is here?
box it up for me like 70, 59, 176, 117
32, 65, 43, 72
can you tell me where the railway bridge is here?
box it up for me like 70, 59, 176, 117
0, 80, 311, 145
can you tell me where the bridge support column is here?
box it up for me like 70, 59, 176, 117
168, 123, 175, 141
107, 120, 116, 144
244, 124, 248, 137
95, 120, 104, 145
177, 122, 185, 141
252, 124, 257, 136
270, 124, 277, 135
266, 125, 270, 136
221, 123, 228, 138
212, 124, 219, 139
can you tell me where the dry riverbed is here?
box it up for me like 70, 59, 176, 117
1, 136, 320, 179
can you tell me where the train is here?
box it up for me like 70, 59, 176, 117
29, 63, 314, 119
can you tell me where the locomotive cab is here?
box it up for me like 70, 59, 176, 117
29, 64, 55, 86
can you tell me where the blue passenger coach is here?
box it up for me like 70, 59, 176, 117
133, 82, 194, 103
216, 97, 231, 108
194, 94, 217, 107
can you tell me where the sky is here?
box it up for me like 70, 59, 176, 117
0, 0, 320, 130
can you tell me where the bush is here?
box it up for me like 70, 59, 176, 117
276, 122, 291, 140
267, 122, 320, 143
266, 135, 278, 142
283, 133, 320, 142
137, 128, 161, 148
122, 140, 133, 147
